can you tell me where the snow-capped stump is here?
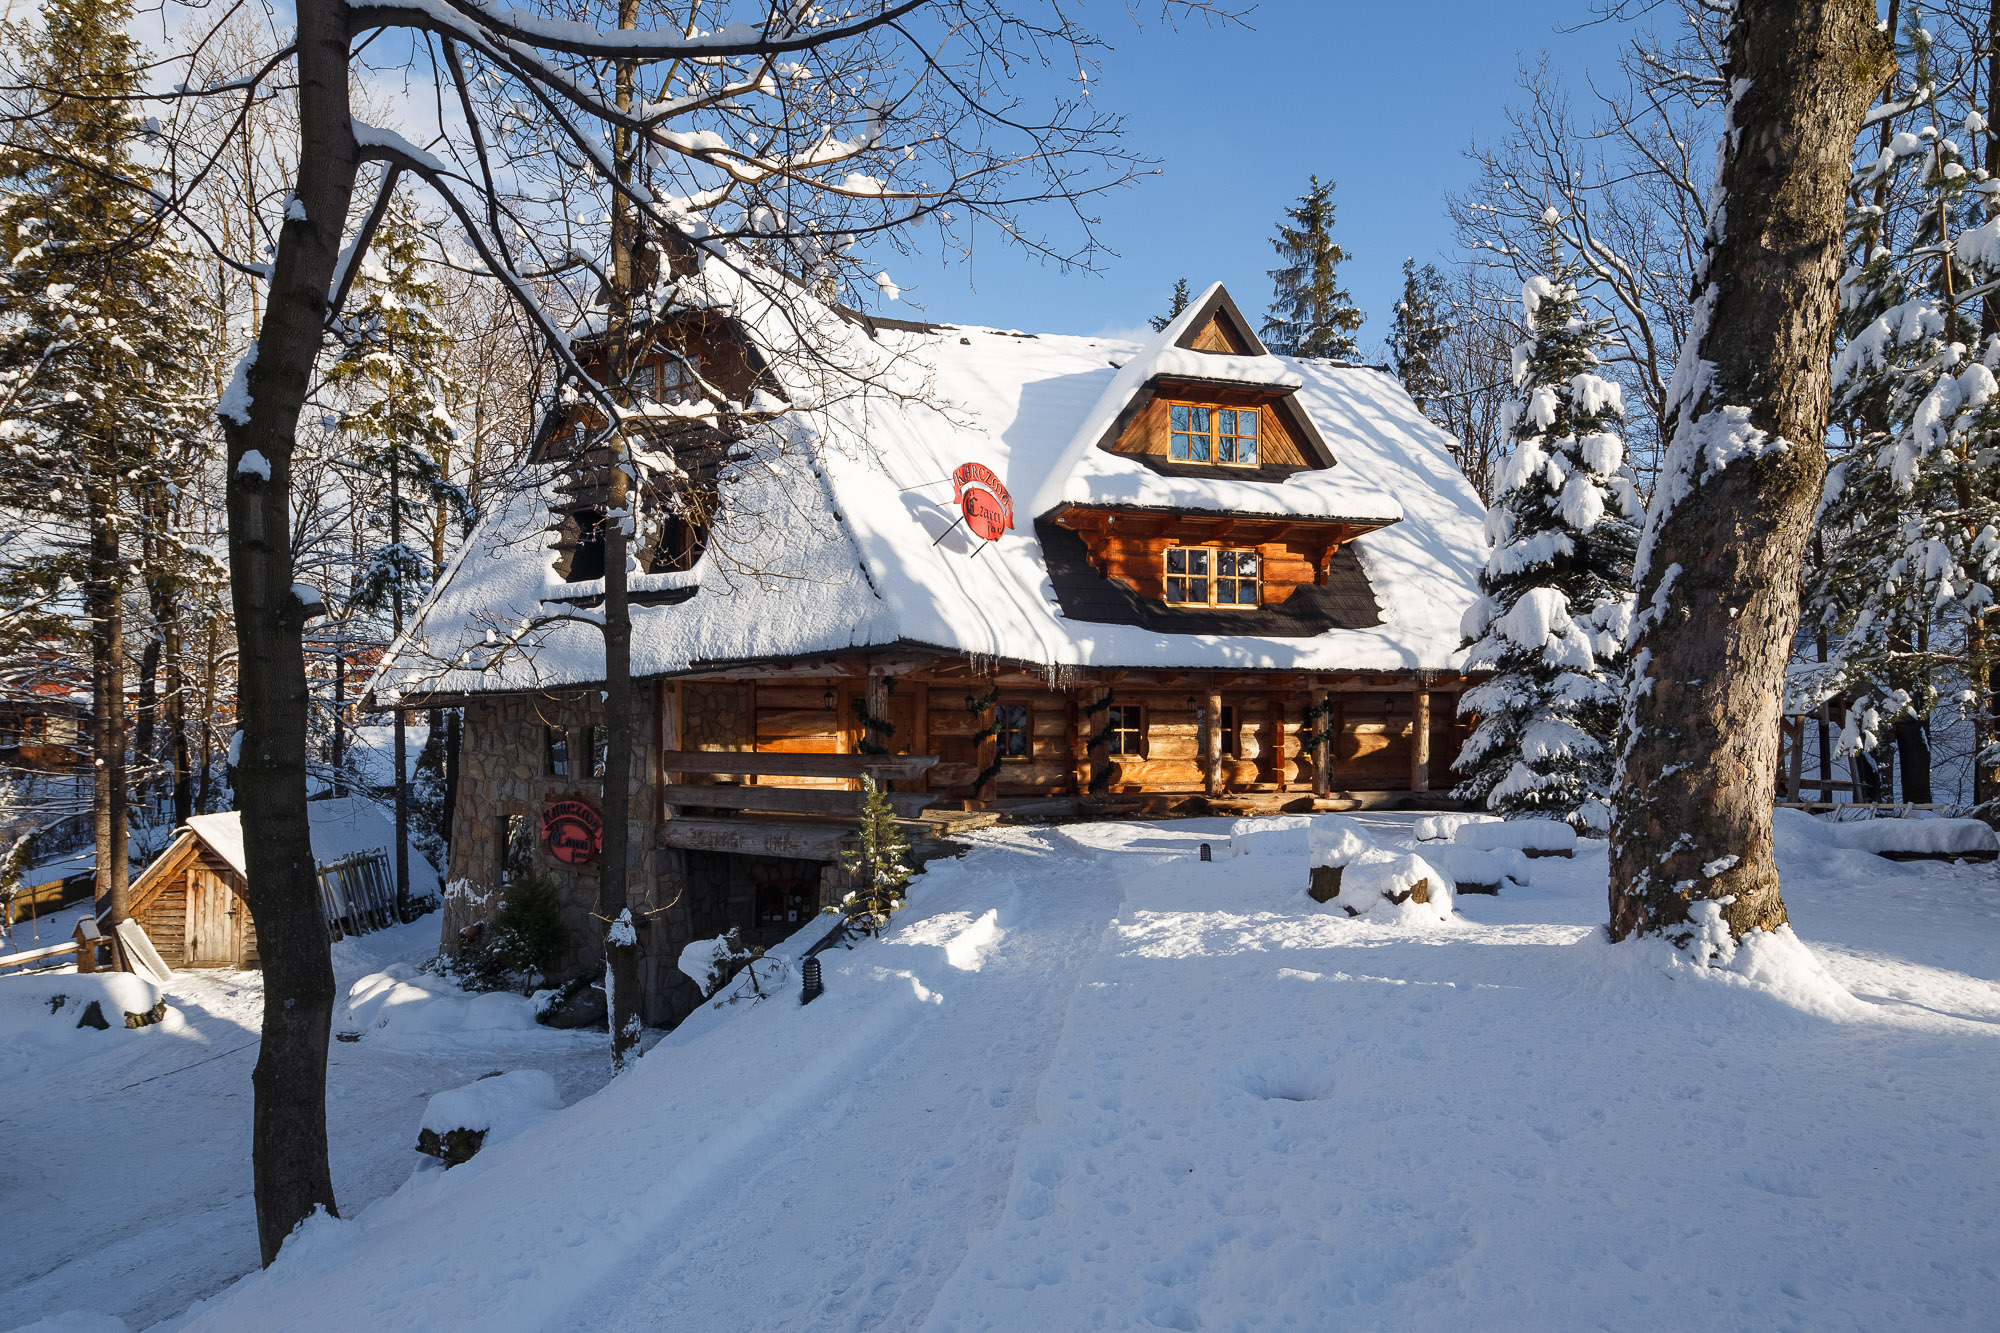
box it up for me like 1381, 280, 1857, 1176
0, 973, 166, 1043
1453, 817, 1577, 858
1417, 844, 1529, 896
1320, 849, 1455, 923
1819, 816, 1999, 862
415, 1069, 564, 1168
1302, 818, 1376, 903
1413, 812, 1501, 843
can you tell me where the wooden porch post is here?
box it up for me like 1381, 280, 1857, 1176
1310, 685, 1331, 799
975, 687, 998, 807
1205, 689, 1224, 797
1076, 682, 1112, 797
1270, 693, 1288, 791
1410, 686, 1431, 793
863, 667, 892, 757
659, 680, 682, 820
912, 676, 930, 791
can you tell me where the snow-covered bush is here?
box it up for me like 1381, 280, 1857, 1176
679, 928, 759, 998
458, 869, 568, 992
1455, 262, 1639, 825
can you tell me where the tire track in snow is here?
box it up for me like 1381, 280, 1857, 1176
559, 830, 1127, 1332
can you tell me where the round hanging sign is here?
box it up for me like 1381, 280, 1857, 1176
952, 462, 1014, 543
542, 798, 604, 865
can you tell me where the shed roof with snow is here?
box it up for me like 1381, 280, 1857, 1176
373, 281, 1487, 700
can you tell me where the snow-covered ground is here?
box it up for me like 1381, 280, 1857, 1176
10, 813, 2000, 1331
1, 916, 607, 1332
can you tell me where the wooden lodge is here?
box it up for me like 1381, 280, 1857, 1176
379, 282, 1489, 1026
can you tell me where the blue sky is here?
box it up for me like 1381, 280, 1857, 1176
885, 0, 1635, 349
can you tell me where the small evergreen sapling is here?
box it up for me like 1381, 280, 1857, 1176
835, 776, 913, 935
1455, 264, 1641, 826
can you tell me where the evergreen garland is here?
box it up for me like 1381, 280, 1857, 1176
965, 685, 1002, 791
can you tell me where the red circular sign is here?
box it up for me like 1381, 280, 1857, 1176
542, 798, 604, 865
953, 462, 1014, 543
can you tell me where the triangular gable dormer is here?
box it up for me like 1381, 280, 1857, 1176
1021, 282, 1403, 633
1086, 284, 1337, 479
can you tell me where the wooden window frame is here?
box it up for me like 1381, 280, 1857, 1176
1167, 400, 1261, 468
1106, 704, 1146, 757
588, 725, 608, 780
546, 726, 571, 778
1163, 545, 1262, 608
997, 703, 1032, 762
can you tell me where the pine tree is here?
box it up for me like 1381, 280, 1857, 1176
1455, 261, 1641, 825
1261, 176, 1364, 360
0, 0, 212, 923
327, 193, 471, 617
324, 192, 471, 913
835, 776, 912, 935
1389, 258, 1451, 412
1149, 277, 1191, 332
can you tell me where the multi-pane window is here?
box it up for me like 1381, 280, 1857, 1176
546, 726, 570, 777
1170, 405, 1212, 461
589, 726, 609, 779
1164, 547, 1260, 607
500, 814, 535, 884
998, 704, 1030, 760
1168, 403, 1260, 466
1107, 704, 1145, 756
657, 353, 702, 403
1216, 408, 1259, 464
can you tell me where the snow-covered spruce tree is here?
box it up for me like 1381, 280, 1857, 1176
835, 776, 912, 936
1390, 258, 1452, 414
1811, 106, 1999, 806
1455, 264, 1640, 827
0, 0, 212, 922
1261, 175, 1364, 359
1149, 277, 1191, 332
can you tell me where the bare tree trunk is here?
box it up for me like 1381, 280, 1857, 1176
390, 451, 409, 919
135, 637, 159, 805
1609, 2, 1891, 943
88, 478, 129, 927
599, 0, 644, 1072
221, 0, 358, 1266
167, 616, 191, 826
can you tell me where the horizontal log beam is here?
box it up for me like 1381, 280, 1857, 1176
662, 784, 937, 816
658, 750, 938, 780
657, 818, 856, 860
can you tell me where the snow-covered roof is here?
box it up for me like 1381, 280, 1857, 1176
373, 282, 1487, 700
183, 798, 439, 895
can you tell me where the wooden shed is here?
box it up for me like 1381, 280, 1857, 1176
126, 817, 260, 969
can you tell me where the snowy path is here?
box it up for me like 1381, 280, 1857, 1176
0, 919, 607, 1331
162, 831, 1126, 1333
567, 830, 1125, 1332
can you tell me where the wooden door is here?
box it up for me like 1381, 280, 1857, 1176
187, 869, 238, 966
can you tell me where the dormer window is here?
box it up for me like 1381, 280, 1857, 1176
1168, 403, 1260, 466
1164, 546, 1260, 607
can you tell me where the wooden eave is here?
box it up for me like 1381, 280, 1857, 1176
1047, 503, 1398, 544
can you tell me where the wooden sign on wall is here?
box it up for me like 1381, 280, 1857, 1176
542, 798, 604, 865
